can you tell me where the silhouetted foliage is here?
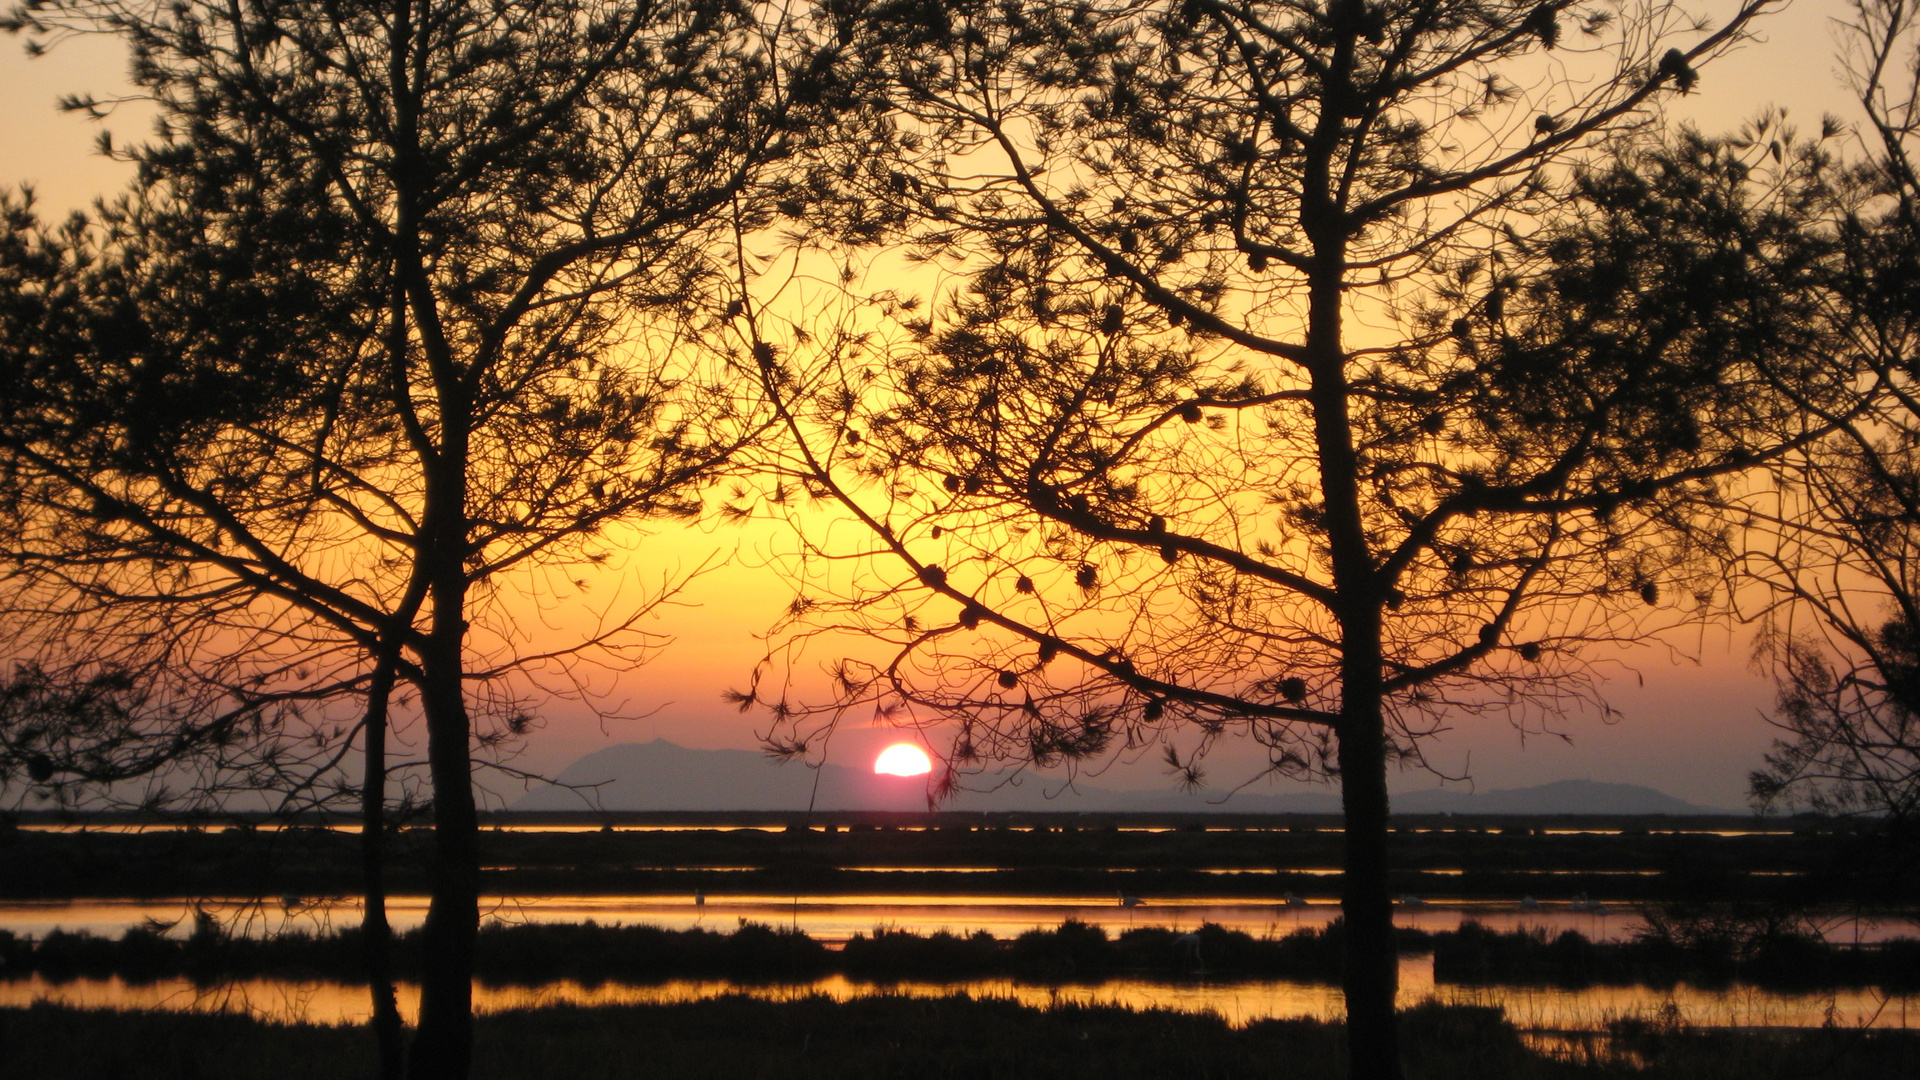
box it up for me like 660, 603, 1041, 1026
741, 4, 1791, 1077
1742, 0, 1920, 909
1433, 917, 1920, 992
11, 914, 1918, 993
0, 0, 865, 1074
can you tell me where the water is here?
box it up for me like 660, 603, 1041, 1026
1, 956, 1910, 1033
5, 894, 1911, 1035
3, 894, 1911, 945
13, 822, 1803, 836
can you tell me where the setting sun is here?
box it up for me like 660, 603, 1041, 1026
873, 743, 932, 776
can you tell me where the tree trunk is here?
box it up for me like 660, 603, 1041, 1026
406, 464, 478, 1080
1300, 142, 1403, 1073
361, 647, 405, 1080
1338, 700, 1401, 1080
384, 10, 478, 1070
405, 593, 478, 1078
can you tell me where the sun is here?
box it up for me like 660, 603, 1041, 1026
873, 743, 933, 776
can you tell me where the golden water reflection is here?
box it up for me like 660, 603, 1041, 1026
5, 896, 1914, 946
0, 896, 1664, 944
1, 957, 1911, 1034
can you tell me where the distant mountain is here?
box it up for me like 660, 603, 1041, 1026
1388, 779, 1723, 816
511, 740, 913, 812
1052, 778, 1725, 816
511, 740, 1729, 815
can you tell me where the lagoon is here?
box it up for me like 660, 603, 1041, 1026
4, 893, 1914, 945
2, 955, 1911, 1034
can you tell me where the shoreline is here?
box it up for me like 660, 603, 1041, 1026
2, 918, 1914, 995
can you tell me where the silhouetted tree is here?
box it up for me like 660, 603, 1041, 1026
736, 3, 1801, 1077
0, 170, 433, 1070
0, 0, 862, 1075
1746, 0, 1920, 901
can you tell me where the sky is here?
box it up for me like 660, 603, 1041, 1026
0, 1, 1876, 811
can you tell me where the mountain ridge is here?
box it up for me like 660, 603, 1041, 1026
510, 739, 1733, 815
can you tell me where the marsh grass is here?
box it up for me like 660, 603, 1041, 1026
3, 918, 1376, 987
1433, 921, 1920, 992
2, 995, 1915, 1079
6, 917, 1915, 992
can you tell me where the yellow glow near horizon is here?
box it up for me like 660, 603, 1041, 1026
873, 743, 932, 777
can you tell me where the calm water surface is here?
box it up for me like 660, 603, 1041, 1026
1, 957, 1911, 1034
4, 894, 1914, 945
4, 897, 1913, 1033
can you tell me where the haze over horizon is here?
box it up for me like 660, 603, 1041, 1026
508, 736, 1740, 814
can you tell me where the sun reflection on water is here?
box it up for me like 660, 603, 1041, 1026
1, 957, 1909, 1035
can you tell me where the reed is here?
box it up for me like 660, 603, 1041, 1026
3, 995, 1916, 1079
2, 918, 1912, 992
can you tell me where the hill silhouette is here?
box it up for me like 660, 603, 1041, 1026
511, 740, 1728, 815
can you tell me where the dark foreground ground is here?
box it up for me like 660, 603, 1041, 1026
3, 996, 1916, 1080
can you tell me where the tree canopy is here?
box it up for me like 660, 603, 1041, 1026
1742, 0, 1920, 903
0, 0, 869, 1075
735, 3, 1796, 1076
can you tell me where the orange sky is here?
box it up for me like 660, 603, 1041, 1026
0, 2, 1868, 809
